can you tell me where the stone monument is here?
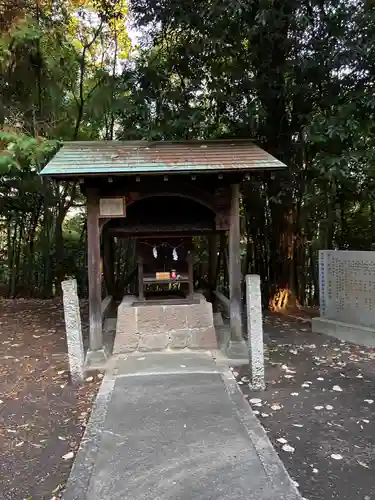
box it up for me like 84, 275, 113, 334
312, 250, 375, 347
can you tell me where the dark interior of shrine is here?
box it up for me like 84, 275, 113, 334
106, 195, 216, 234
104, 195, 218, 303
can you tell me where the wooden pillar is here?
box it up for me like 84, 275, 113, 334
229, 183, 243, 342
208, 234, 217, 293
138, 255, 144, 300
87, 188, 103, 353
102, 230, 115, 297
188, 250, 194, 299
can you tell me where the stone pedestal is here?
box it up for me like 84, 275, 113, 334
113, 294, 218, 353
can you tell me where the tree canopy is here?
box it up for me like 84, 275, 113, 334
1, 0, 375, 307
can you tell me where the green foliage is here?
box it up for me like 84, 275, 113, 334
1, 0, 375, 304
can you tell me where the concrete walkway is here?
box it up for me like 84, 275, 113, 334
63, 352, 301, 500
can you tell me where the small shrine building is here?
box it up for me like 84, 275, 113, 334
41, 140, 285, 361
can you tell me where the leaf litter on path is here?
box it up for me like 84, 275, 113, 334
282, 444, 295, 453
332, 385, 343, 392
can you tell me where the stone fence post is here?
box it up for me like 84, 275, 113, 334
62, 279, 85, 384
246, 274, 265, 390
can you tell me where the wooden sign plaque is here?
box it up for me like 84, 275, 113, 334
99, 197, 126, 217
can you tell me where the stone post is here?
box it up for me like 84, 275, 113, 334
62, 279, 85, 384
246, 274, 265, 390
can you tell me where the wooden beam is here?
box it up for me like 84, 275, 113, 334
213, 234, 223, 292
137, 255, 144, 300
229, 183, 243, 342
101, 295, 113, 319
187, 250, 194, 299
208, 234, 217, 293
102, 230, 115, 296
87, 188, 103, 351
213, 290, 230, 313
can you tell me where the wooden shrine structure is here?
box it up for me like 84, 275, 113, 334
41, 140, 286, 361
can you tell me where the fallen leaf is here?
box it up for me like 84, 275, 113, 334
357, 460, 370, 469
332, 385, 343, 392
314, 406, 324, 410
249, 398, 262, 405
282, 444, 295, 453
291, 392, 299, 396
331, 453, 343, 460
52, 483, 63, 494
270, 403, 282, 411
292, 424, 304, 428
85, 376, 93, 382
62, 452, 74, 460
317, 377, 324, 381
277, 437, 288, 444
364, 399, 374, 404
325, 405, 334, 410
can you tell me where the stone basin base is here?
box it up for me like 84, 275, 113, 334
113, 294, 218, 353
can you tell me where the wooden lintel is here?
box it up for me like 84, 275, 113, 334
107, 230, 223, 239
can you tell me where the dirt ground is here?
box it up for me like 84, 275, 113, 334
0, 299, 101, 500
1, 300, 374, 500
236, 313, 375, 500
